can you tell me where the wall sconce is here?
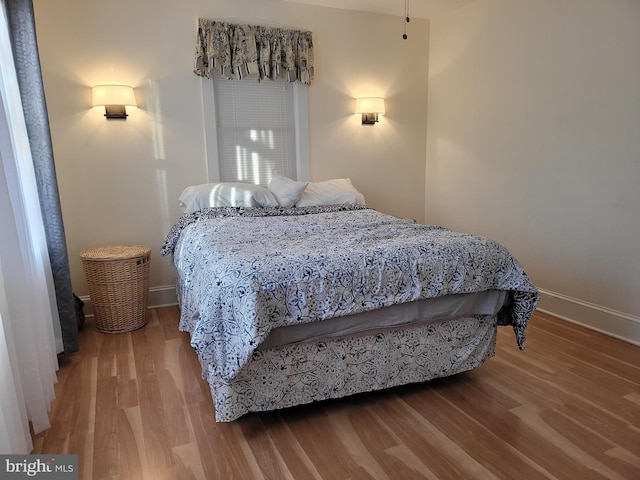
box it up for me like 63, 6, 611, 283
91, 84, 137, 119
354, 97, 385, 125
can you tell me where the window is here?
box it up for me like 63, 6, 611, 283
202, 74, 309, 187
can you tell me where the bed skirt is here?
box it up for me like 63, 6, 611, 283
203, 314, 498, 422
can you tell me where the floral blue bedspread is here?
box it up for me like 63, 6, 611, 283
161, 205, 539, 380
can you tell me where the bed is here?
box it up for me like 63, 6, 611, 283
161, 179, 539, 422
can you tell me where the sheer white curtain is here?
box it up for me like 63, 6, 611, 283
0, 0, 59, 453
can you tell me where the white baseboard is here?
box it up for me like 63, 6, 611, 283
148, 285, 179, 308
79, 284, 178, 316
537, 288, 640, 347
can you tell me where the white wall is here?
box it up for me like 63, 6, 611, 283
33, 0, 429, 303
427, 0, 640, 343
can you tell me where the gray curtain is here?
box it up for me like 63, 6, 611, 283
5, 0, 78, 353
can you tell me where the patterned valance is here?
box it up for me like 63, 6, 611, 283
194, 19, 314, 85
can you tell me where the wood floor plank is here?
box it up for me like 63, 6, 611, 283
401, 385, 558, 480
31, 310, 640, 480
255, 410, 325, 480
556, 399, 640, 454
92, 376, 120, 480
279, 406, 377, 479
186, 401, 259, 479
538, 407, 639, 480
156, 305, 182, 341
325, 398, 414, 479
367, 389, 485, 480
238, 415, 296, 480
152, 346, 192, 448
324, 407, 392, 479
494, 349, 639, 427
510, 404, 626, 480
172, 442, 206, 480
115, 407, 144, 480
605, 446, 640, 478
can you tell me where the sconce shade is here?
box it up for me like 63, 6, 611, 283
354, 97, 385, 115
92, 85, 137, 119
354, 97, 385, 124
92, 85, 137, 106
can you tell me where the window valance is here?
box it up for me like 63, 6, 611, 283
194, 19, 314, 85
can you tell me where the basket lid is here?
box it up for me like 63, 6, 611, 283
79, 245, 151, 261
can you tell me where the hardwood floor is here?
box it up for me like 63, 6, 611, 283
32, 307, 640, 479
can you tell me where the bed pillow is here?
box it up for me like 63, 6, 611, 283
296, 178, 366, 207
268, 174, 308, 207
178, 182, 278, 213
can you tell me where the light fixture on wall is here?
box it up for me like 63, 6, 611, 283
354, 97, 385, 125
91, 84, 137, 119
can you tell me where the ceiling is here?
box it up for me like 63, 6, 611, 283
283, 0, 479, 19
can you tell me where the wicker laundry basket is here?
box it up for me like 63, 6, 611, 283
79, 245, 151, 333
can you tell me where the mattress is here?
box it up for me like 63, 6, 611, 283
259, 289, 508, 349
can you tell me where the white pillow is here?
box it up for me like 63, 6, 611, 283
296, 178, 366, 207
268, 174, 308, 207
178, 182, 278, 213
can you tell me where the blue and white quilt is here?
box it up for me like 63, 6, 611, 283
162, 205, 539, 381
